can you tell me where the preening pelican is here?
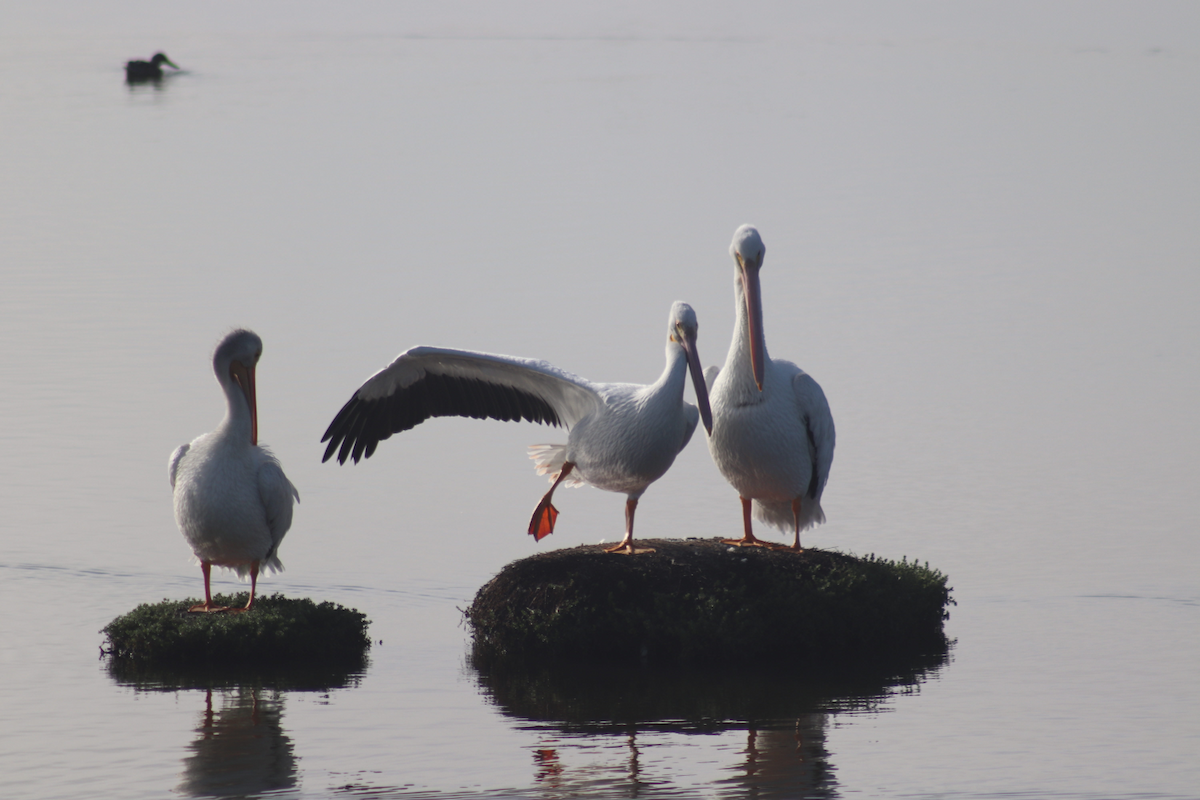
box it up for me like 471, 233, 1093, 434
706, 225, 835, 551
321, 302, 713, 555
125, 52, 179, 83
169, 329, 299, 612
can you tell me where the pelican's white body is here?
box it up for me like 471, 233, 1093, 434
707, 225, 835, 538
529, 337, 702, 499
170, 433, 295, 577
707, 354, 833, 532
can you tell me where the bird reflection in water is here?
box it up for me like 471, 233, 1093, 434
533, 746, 563, 788
625, 730, 642, 788
728, 715, 829, 795
177, 687, 297, 797
526, 722, 827, 797
471, 648, 948, 797
531, 728, 652, 796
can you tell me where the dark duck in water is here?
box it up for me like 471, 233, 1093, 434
125, 52, 179, 83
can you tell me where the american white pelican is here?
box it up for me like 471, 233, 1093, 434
706, 225, 835, 551
169, 329, 299, 612
321, 302, 713, 555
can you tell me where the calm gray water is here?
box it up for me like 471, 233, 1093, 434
2, 3, 1198, 798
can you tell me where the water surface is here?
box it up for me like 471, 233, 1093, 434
2, 3, 1198, 798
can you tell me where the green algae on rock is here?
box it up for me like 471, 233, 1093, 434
466, 538, 952, 665
101, 593, 371, 668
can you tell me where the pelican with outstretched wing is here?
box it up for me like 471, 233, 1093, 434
322, 302, 712, 555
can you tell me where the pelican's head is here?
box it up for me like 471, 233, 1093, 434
213, 329, 263, 445
730, 224, 765, 270
730, 224, 766, 391
150, 53, 180, 70
668, 301, 713, 435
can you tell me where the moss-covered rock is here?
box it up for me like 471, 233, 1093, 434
101, 593, 371, 671
466, 538, 952, 665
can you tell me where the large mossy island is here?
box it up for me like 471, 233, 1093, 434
102, 593, 371, 676
468, 538, 952, 666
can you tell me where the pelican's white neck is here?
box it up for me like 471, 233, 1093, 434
657, 336, 690, 389
218, 372, 255, 443
209, 328, 262, 447
724, 271, 768, 382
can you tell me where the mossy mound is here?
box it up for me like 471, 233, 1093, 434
467, 538, 952, 665
101, 593, 371, 670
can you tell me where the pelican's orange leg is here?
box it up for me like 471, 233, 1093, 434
722, 496, 777, 548
605, 497, 656, 555
227, 561, 259, 614
783, 497, 805, 552
188, 561, 232, 613
529, 463, 575, 541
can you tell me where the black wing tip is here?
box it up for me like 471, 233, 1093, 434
319, 373, 565, 465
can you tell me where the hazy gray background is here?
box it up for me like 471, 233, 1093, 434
2, 2, 1197, 797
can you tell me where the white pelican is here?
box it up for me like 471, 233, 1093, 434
706, 225, 835, 551
321, 301, 713, 555
169, 329, 299, 612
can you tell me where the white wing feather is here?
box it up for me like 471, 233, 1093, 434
168, 443, 189, 490
256, 448, 299, 574
357, 346, 602, 428
793, 371, 835, 495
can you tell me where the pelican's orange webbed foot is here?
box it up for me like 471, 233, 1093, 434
604, 541, 656, 555
529, 462, 574, 541
187, 602, 232, 613
721, 535, 776, 549
603, 498, 653, 554
529, 500, 559, 541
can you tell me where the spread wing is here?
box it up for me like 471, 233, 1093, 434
321, 346, 603, 464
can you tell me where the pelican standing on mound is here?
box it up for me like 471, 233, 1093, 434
321, 302, 713, 555
706, 225, 835, 551
169, 329, 299, 612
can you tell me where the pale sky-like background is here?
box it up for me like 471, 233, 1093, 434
2, 3, 1197, 798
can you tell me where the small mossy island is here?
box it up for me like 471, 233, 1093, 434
467, 538, 952, 665
102, 593, 371, 672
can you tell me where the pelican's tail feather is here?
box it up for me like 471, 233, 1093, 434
188, 553, 284, 581
753, 499, 826, 533
528, 444, 586, 487
259, 555, 285, 577
230, 556, 283, 580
